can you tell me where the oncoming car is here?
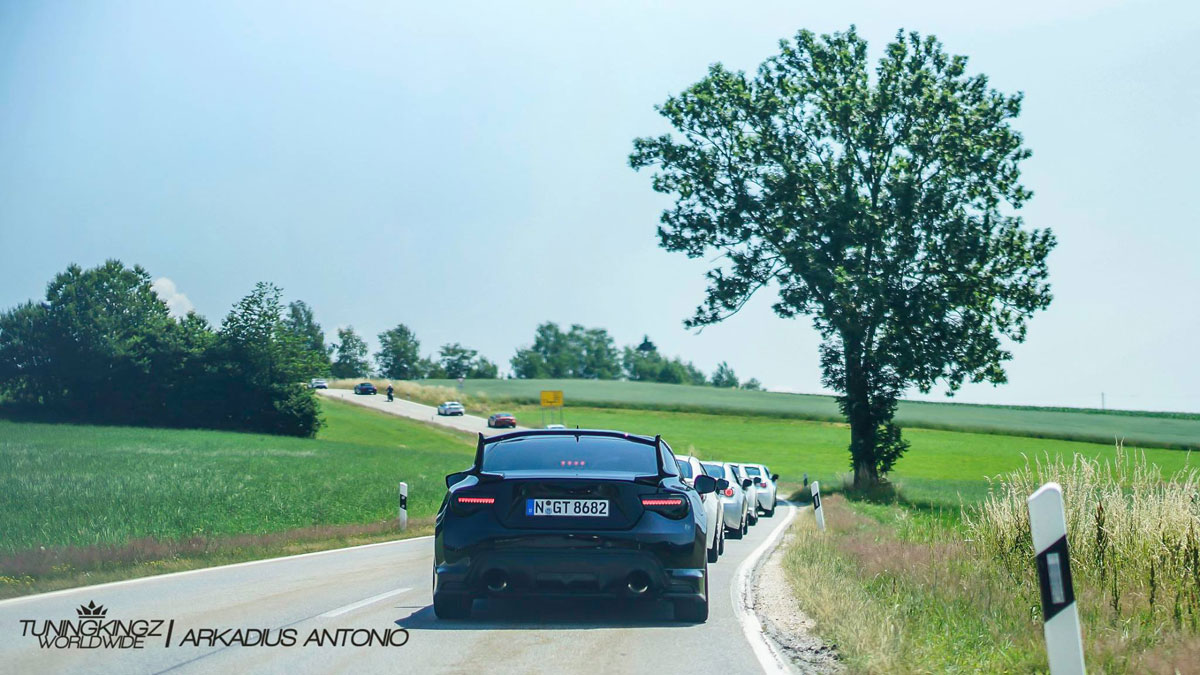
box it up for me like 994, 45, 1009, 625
437, 401, 465, 416
353, 382, 377, 395
487, 412, 516, 428
433, 430, 721, 622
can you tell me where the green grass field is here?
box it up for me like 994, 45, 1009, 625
0, 399, 473, 555
424, 378, 1200, 450
503, 404, 1197, 506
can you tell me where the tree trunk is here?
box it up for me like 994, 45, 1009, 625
843, 344, 880, 488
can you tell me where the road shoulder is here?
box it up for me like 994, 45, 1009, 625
754, 507, 841, 673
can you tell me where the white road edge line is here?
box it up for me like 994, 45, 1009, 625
0, 535, 433, 608
320, 587, 413, 618
732, 502, 798, 675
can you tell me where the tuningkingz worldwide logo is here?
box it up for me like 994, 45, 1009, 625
19, 601, 172, 649
19, 601, 410, 650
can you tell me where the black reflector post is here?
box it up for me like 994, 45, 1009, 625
811, 480, 825, 531
1027, 482, 1085, 674
398, 481, 408, 531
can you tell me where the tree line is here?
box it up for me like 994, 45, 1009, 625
0, 261, 324, 436
326, 320, 761, 390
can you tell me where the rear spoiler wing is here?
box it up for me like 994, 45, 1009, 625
464, 429, 672, 481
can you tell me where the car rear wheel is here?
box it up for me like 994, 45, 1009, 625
433, 591, 472, 620
728, 516, 744, 539
717, 525, 725, 555
742, 515, 750, 535
673, 563, 709, 623
765, 501, 776, 517
706, 528, 719, 563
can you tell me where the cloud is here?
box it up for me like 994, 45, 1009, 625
152, 277, 196, 317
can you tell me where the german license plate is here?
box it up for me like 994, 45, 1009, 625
526, 499, 609, 517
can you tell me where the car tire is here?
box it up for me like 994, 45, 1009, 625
718, 525, 725, 555
765, 502, 776, 517
728, 518, 743, 540
706, 529, 719, 563
673, 564, 709, 623
749, 511, 758, 526
742, 516, 750, 536
433, 591, 473, 620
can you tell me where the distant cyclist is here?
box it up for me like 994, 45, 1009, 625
386, 384, 394, 402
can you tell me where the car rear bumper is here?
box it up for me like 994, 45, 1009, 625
435, 549, 705, 601
435, 524, 707, 602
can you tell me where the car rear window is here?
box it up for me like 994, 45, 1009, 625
481, 436, 659, 474
700, 462, 724, 478
675, 459, 694, 478
744, 466, 762, 476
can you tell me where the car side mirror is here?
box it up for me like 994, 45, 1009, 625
771, 473, 779, 482
753, 477, 763, 486
445, 470, 471, 489
716, 478, 729, 491
694, 474, 718, 495
742, 478, 753, 489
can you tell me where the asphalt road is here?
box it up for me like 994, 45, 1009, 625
0, 505, 797, 674
317, 388, 528, 437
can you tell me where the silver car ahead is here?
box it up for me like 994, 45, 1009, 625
742, 463, 779, 517
701, 461, 751, 539
729, 463, 759, 526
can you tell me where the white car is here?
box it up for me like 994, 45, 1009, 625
742, 463, 779, 516
729, 463, 759, 526
437, 401, 465, 416
701, 461, 752, 539
676, 455, 725, 562
309, 378, 328, 389
544, 424, 566, 430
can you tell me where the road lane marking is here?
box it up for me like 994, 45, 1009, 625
0, 536, 432, 608
731, 502, 798, 675
320, 587, 413, 618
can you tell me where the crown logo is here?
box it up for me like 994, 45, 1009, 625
76, 601, 108, 619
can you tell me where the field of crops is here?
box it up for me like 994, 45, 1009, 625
423, 378, 1200, 450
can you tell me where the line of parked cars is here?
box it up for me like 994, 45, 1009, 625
433, 428, 780, 623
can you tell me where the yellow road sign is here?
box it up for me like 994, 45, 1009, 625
540, 390, 564, 407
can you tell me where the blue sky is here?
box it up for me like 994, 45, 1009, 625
1, 0, 1197, 412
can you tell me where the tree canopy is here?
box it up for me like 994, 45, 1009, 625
630, 27, 1055, 485
331, 326, 370, 379
0, 262, 322, 436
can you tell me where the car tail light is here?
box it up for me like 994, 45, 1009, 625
451, 494, 495, 515
723, 487, 735, 497
641, 495, 688, 520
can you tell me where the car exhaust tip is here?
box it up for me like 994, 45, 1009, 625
483, 569, 508, 593
627, 571, 651, 595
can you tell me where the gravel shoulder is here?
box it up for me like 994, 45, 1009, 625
753, 508, 841, 673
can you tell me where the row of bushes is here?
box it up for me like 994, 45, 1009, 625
0, 261, 323, 436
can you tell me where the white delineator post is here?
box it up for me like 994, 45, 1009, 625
1027, 482, 1086, 675
398, 481, 409, 531
811, 480, 826, 531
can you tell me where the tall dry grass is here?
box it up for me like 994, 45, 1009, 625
966, 444, 1200, 627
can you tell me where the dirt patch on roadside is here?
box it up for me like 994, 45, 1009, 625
754, 511, 841, 673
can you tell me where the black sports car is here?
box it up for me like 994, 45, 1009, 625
433, 429, 722, 622
353, 382, 377, 395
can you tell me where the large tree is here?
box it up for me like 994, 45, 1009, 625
630, 27, 1055, 486
284, 300, 332, 375
331, 326, 370, 378
376, 324, 423, 380
510, 322, 621, 379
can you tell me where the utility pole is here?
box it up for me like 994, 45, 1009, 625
1101, 392, 1105, 411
